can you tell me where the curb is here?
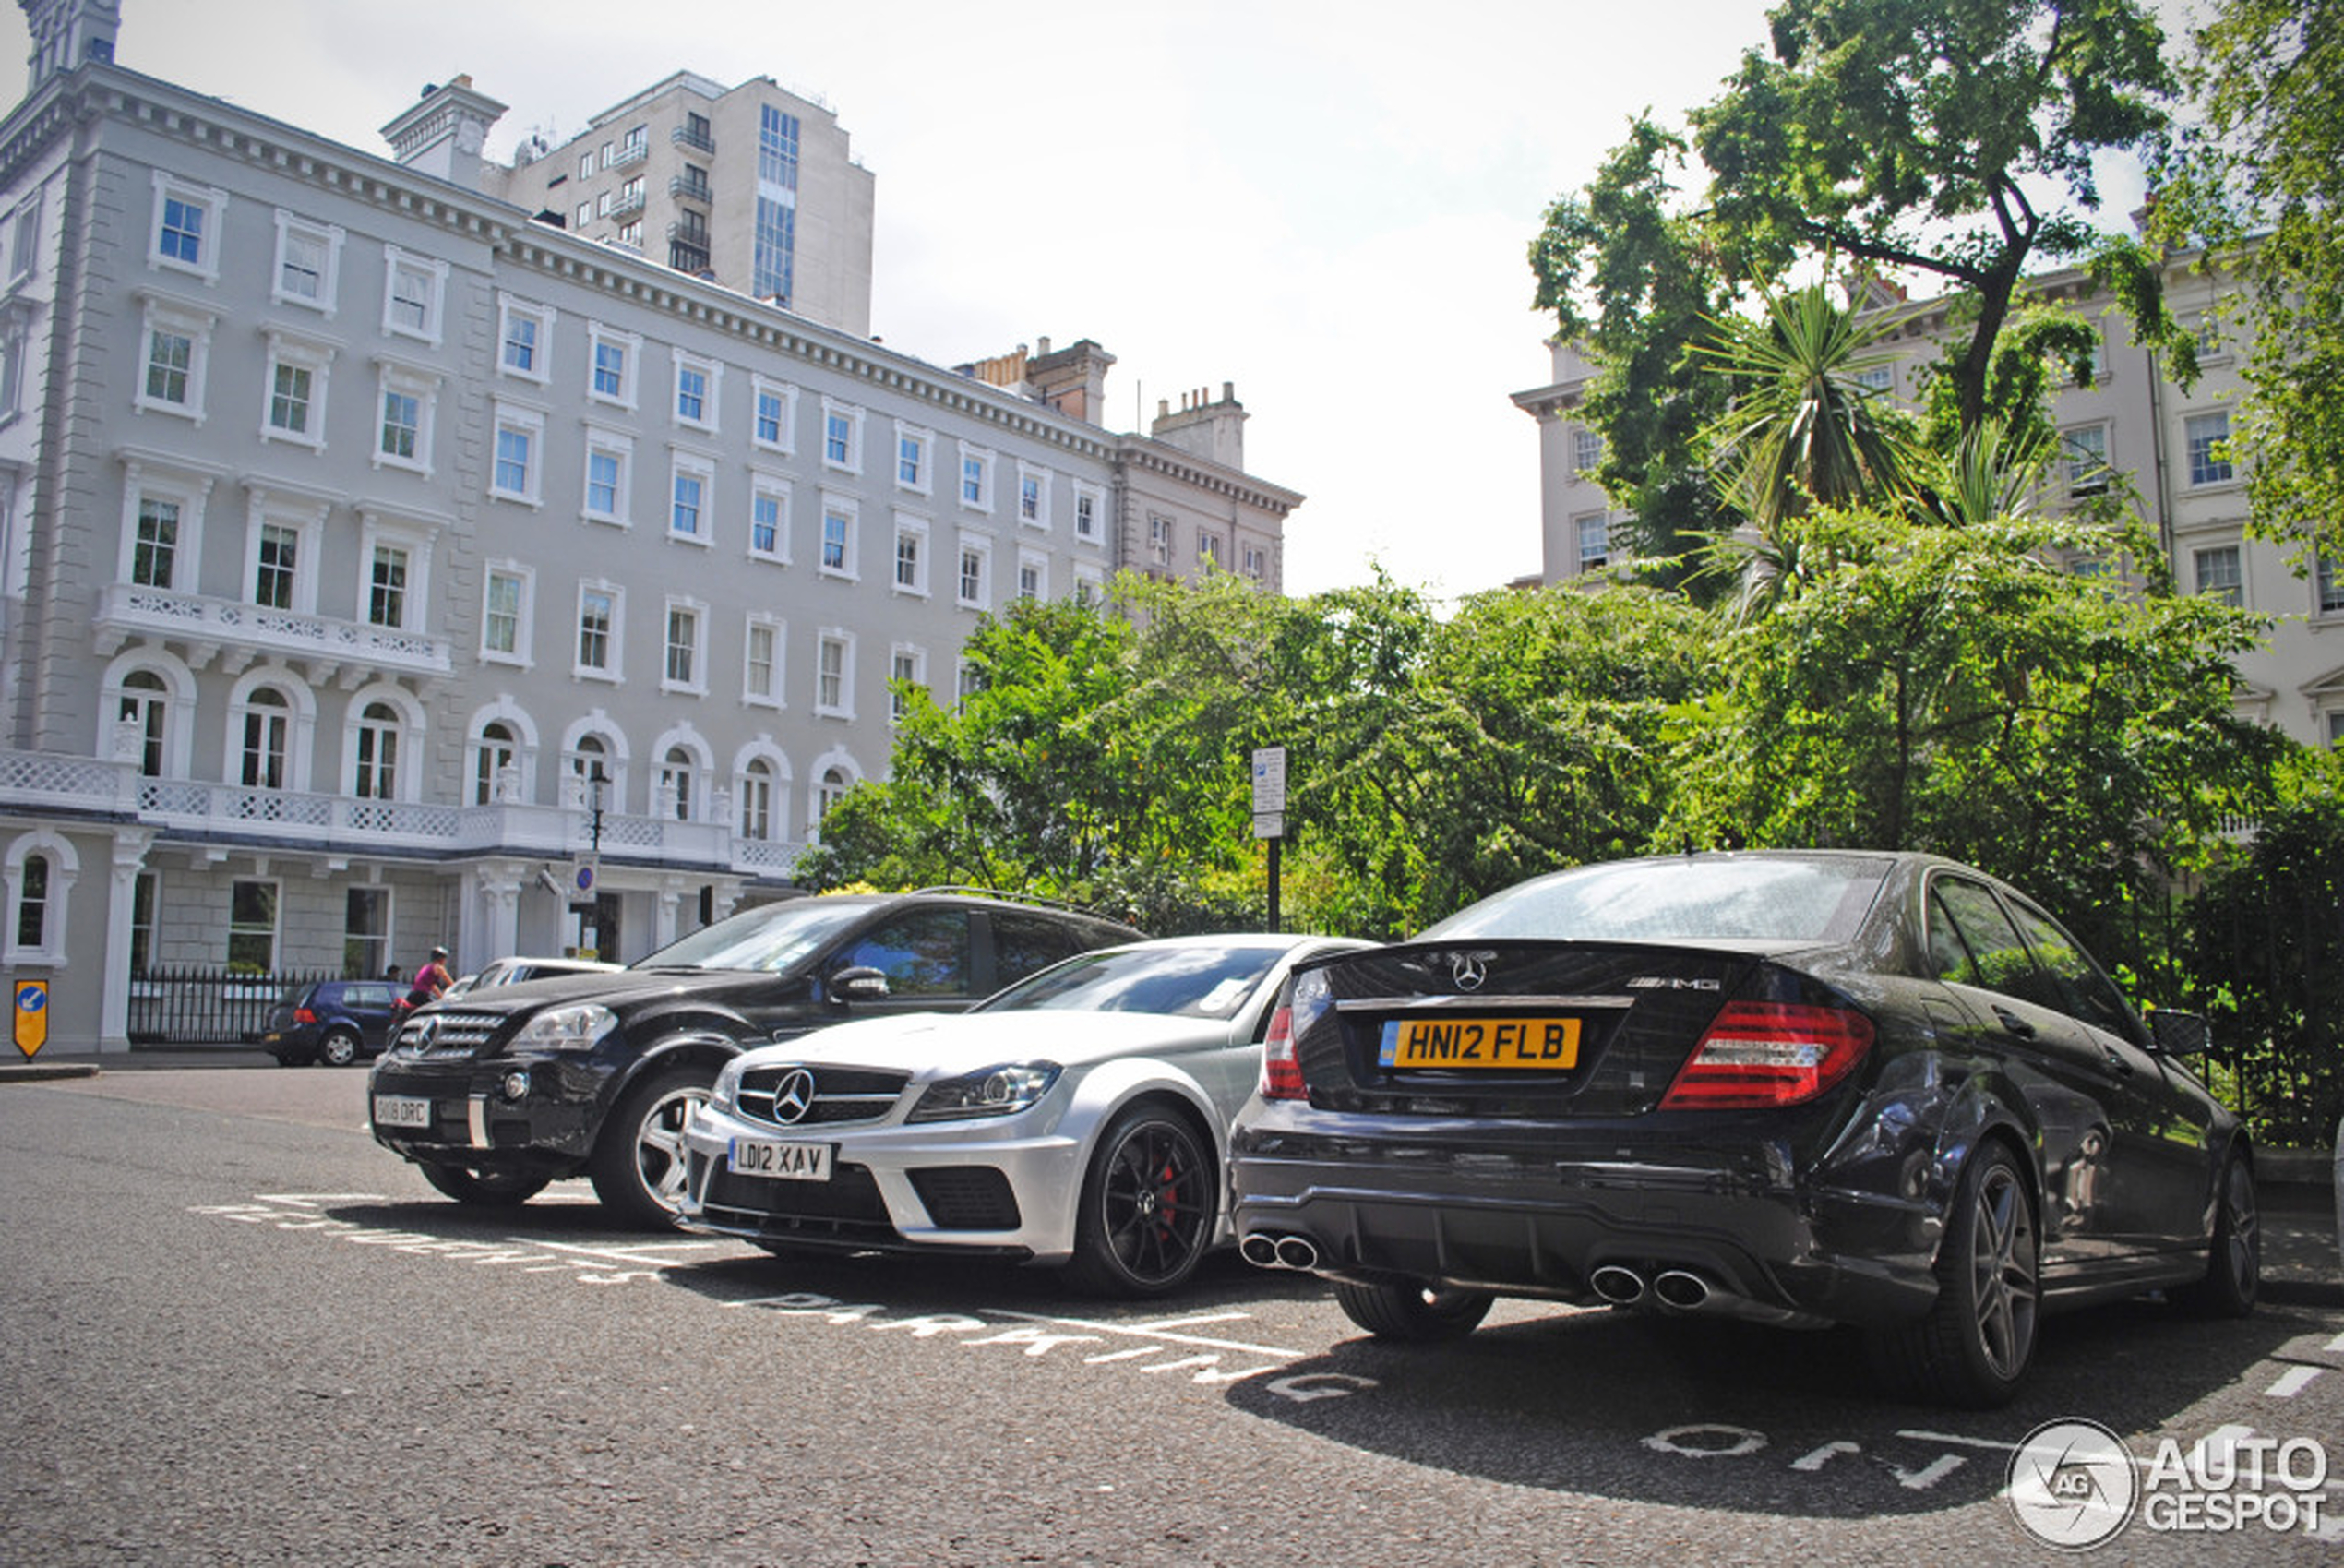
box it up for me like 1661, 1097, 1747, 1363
0, 1061, 102, 1082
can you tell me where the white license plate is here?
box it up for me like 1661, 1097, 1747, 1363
374, 1095, 432, 1130
728, 1138, 832, 1181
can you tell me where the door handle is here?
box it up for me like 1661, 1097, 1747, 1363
1992, 1006, 2037, 1039
2101, 1048, 2134, 1077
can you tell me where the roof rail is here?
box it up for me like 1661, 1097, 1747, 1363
906, 885, 1114, 920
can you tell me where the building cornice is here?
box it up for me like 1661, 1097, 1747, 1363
1113, 437, 1304, 517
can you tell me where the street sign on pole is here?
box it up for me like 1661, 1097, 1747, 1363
1250, 746, 1287, 820
15, 978, 49, 1058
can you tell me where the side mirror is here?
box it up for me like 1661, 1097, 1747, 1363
827, 965, 891, 1004
2148, 1009, 2212, 1057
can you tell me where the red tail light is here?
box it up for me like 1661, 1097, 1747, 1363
294, 1007, 318, 1024
1660, 1001, 1874, 1109
1260, 1003, 1306, 1100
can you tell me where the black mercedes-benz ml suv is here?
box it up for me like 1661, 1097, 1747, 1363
367, 890, 1139, 1227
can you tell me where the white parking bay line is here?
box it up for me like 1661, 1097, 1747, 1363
2266, 1365, 2324, 1398
988, 1307, 1305, 1359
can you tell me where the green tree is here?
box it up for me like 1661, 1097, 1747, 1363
2154, 0, 2344, 572
1659, 506, 2286, 958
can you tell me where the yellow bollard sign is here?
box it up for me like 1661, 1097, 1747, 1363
15, 978, 49, 1057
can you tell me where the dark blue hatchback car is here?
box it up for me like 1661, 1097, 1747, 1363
263, 979, 403, 1067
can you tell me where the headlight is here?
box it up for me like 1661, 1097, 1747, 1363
508, 1002, 618, 1053
906, 1062, 1061, 1122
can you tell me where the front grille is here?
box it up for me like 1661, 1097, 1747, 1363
697, 1158, 895, 1244
390, 1009, 508, 1059
736, 1064, 909, 1129
907, 1167, 1020, 1230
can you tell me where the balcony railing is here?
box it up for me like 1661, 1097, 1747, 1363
93, 583, 452, 681
668, 174, 712, 202
672, 124, 715, 155
0, 748, 805, 880
608, 139, 649, 169
609, 188, 647, 220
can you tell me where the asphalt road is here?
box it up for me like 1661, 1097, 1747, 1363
2, 1066, 2338, 1567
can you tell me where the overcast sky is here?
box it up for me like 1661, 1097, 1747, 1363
0, 1, 2178, 597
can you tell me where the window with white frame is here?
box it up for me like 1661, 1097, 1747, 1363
149, 174, 226, 282
580, 150, 596, 179
490, 402, 544, 506
1017, 463, 1051, 529
352, 700, 403, 799
747, 473, 790, 563
2192, 313, 2230, 364
673, 350, 720, 433
380, 247, 447, 345
259, 330, 334, 449
890, 645, 926, 724
588, 323, 640, 408
738, 757, 778, 839
1853, 364, 1896, 394
1018, 550, 1047, 602
1242, 543, 1266, 580
7, 196, 40, 286
6, 835, 75, 966
1197, 531, 1223, 569
744, 616, 784, 708
250, 519, 305, 611
483, 564, 532, 664
821, 398, 864, 473
819, 495, 857, 578
1073, 564, 1104, 604
751, 376, 796, 453
959, 444, 998, 512
957, 535, 990, 609
1576, 512, 1611, 573
120, 463, 211, 592
0, 317, 20, 424
669, 451, 714, 544
135, 293, 215, 420
235, 685, 293, 790
582, 427, 632, 525
2318, 556, 2344, 618
270, 213, 342, 313
2186, 411, 2234, 486
663, 598, 705, 693
497, 293, 554, 383
2327, 709, 2344, 749
892, 515, 928, 595
1572, 425, 1604, 475
956, 659, 984, 707
373, 358, 438, 474
895, 423, 932, 494
1147, 513, 1171, 565
574, 199, 592, 230
130, 495, 180, 589
657, 745, 699, 821
115, 669, 172, 778
1073, 483, 1104, 544
576, 581, 623, 680
366, 542, 411, 629
2194, 543, 2243, 605
472, 721, 519, 805
816, 630, 855, 717
2063, 424, 2111, 497
224, 877, 278, 969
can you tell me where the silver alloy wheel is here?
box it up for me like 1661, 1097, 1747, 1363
633, 1082, 709, 1214
1969, 1157, 2039, 1380
318, 1028, 361, 1067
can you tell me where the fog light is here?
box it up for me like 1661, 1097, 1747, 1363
500, 1070, 531, 1102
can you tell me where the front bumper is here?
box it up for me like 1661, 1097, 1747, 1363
1228, 1106, 1942, 1327
367, 1052, 616, 1177
676, 1097, 1089, 1262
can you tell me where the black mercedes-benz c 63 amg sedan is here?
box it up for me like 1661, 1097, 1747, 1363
1229, 851, 2257, 1406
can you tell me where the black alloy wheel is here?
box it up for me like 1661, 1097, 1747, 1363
1062, 1107, 1215, 1298
1333, 1280, 1496, 1342
2175, 1151, 2259, 1318
1870, 1141, 2039, 1407
419, 1163, 549, 1206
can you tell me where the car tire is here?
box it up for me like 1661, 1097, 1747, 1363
418, 1162, 548, 1207
317, 1028, 362, 1068
1333, 1280, 1495, 1343
2172, 1150, 2258, 1319
1869, 1141, 2039, 1408
589, 1064, 712, 1230
1059, 1106, 1216, 1298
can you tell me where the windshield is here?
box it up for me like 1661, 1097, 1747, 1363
1421, 856, 1887, 944
630, 899, 877, 974
980, 943, 1288, 1019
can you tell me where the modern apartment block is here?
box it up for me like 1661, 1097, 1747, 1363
478, 70, 876, 338
1513, 257, 2344, 750
0, 2, 1300, 1051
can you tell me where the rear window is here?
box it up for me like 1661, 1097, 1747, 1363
1420, 856, 1887, 944
982, 942, 1287, 1019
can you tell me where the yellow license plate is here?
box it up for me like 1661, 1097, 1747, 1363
1379, 1016, 1581, 1070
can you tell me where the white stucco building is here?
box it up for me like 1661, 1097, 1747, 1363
0, 2, 1301, 1050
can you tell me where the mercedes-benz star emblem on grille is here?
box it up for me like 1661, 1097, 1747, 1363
772, 1067, 817, 1124
1450, 952, 1491, 992
415, 1016, 439, 1050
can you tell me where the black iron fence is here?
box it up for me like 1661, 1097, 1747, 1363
127, 966, 342, 1046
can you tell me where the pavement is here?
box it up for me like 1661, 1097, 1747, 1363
6, 1042, 2338, 1305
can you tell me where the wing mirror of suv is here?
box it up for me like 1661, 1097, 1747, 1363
826, 965, 892, 1004
2148, 1008, 2212, 1057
